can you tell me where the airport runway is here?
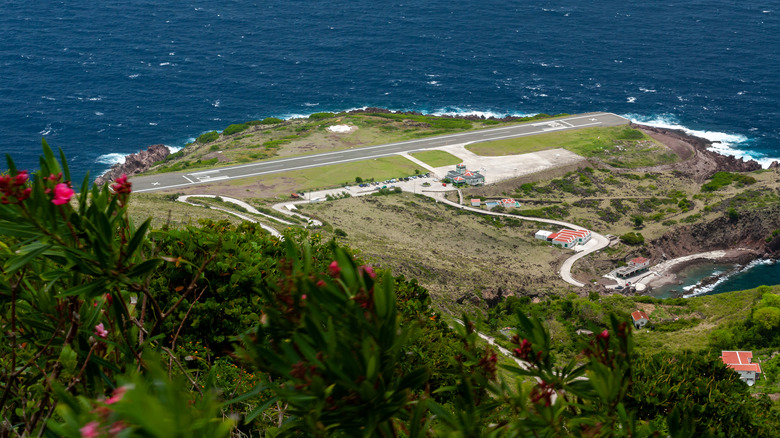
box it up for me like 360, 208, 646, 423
130, 112, 628, 193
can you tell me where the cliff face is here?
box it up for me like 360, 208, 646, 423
94, 144, 170, 187
650, 205, 780, 260
633, 124, 762, 182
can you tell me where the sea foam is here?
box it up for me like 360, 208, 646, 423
683, 259, 776, 298
625, 113, 780, 168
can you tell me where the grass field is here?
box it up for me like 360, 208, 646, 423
409, 150, 462, 167
128, 193, 243, 229
633, 287, 764, 352
467, 126, 678, 168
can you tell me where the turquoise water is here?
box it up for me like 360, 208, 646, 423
651, 259, 779, 299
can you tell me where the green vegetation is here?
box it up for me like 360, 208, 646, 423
409, 150, 462, 167
6, 145, 780, 436
223, 123, 250, 136
196, 130, 220, 143
308, 112, 335, 119
701, 171, 758, 192
467, 125, 678, 168
227, 155, 423, 194
620, 231, 645, 245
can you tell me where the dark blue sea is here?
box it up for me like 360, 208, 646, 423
1, 1, 778, 294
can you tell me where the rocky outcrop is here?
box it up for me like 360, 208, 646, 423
94, 144, 170, 187
633, 124, 762, 182
650, 206, 780, 260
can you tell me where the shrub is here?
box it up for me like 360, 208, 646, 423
334, 228, 347, 237
196, 130, 220, 143
309, 112, 335, 120
620, 232, 645, 246
223, 123, 249, 136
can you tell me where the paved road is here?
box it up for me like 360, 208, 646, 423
430, 192, 609, 287
130, 112, 628, 193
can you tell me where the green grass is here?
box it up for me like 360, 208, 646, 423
467, 126, 678, 168
632, 288, 763, 352
409, 150, 462, 167
228, 156, 424, 193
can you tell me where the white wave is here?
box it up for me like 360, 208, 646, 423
165, 145, 183, 154
149, 122, 157, 125
683, 259, 776, 298
427, 81, 441, 86
639, 87, 656, 93
303, 102, 319, 107
428, 107, 536, 119
160, 62, 171, 66
627, 97, 636, 103
95, 112, 104, 116
212, 100, 220, 108
95, 153, 128, 166
41, 96, 56, 101
624, 113, 780, 167
39, 124, 52, 135
128, 74, 140, 79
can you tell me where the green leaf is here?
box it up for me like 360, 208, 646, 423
126, 259, 163, 278
125, 218, 151, 260
59, 345, 78, 372
3, 242, 51, 275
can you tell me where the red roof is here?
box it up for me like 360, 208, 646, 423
630, 257, 649, 264
721, 351, 753, 365
728, 363, 762, 373
631, 310, 650, 321
453, 176, 465, 181
464, 171, 475, 177
501, 198, 515, 205
471, 199, 480, 202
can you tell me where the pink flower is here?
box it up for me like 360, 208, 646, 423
316, 280, 326, 287
598, 329, 610, 341
94, 323, 109, 339
110, 174, 132, 194
52, 183, 75, 205
360, 265, 376, 279
80, 421, 100, 438
106, 386, 127, 404
109, 421, 126, 436
328, 261, 341, 278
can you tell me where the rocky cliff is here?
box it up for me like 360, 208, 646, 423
650, 205, 780, 261
633, 124, 762, 182
94, 144, 170, 187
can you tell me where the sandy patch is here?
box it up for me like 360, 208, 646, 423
327, 125, 356, 133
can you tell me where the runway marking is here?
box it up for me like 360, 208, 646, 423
133, 113, 627, 193
190, 170, 221, 176
151, 182, 160, 186
197, 175, 229, 182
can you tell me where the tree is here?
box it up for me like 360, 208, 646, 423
752, 306, 780, 330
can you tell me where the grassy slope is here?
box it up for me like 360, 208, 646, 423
467, 126, 678, 168
409, 150, 462, 167
300, 193, 568, 312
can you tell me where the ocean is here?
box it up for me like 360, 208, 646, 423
1, 1, 778, 294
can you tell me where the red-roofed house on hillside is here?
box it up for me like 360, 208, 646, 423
547, 229, 592, 249
721, 351, 762, 386
631, 310, 650, 329
471, 198, 481, 207
616, 256, 651, 279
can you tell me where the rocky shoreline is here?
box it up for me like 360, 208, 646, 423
94, 144, 170, 187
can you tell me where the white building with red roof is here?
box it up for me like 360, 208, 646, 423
721, 351, 762, 386
471, 198, 481, 207
547, 229, 592, 249
631, 310, 650, 329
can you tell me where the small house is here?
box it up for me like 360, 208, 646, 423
631, 310, 650, 329
535, 230, 552, 241
721, 351, 762, 386
616, 257, 651, 279
471, 199, 481, 207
